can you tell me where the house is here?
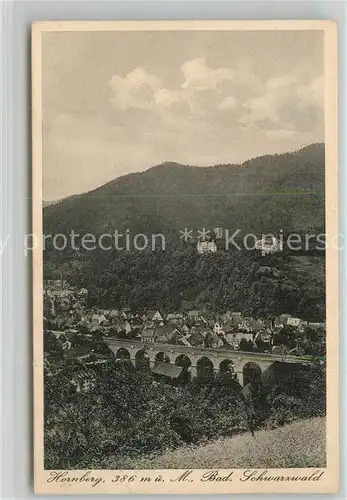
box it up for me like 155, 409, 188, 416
187, 329, 205, 347
109, 318, 126, 334
144, 310, 156, 320
238, 318, 253, 332
222, 311, 242, 323
256, 266, 281, 278
177, 335, 192, 347
226, 332, 253, 348
152, 310, 164, 322
200, 312, 215, 325
197, 239, 217, 254
98, 309, 111, 317
124, 321, 132, 335
204, 330, 223, 348
142, 320, 155, 330
91, 313, 107, 326
120, 308, 132, 319
254, 331, 272, 351
296, 321, 308, 334
170, 327, 188, 345
154, 325, 175, 343
71, 370, 96, 393
213, 322, 224, 336
152, 362, 184, 380
230, 315, 241, 327
169, 326, 187, 341
308, 322, 325, 330
129, 317, 143, 328
254, 236, 283, 255
127, 328, 142, 340
181, 324, 190, 336
254, 331, 271, 342
252, 319, 265, 331
222, 311, 232, 322
264, 319, 273, 329
187, 310, 201, 321
274, 314, 292, 328
109, 309, 120, 318
287, 317, 301, 327
141, 324, 176, 344
141, 328, 156, 343
212, 333, 224, 348
272, 344, 288, 355
166, 313, 184, 325
222, 319, 236, 334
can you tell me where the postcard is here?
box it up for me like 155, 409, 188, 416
32, 20, 338, 494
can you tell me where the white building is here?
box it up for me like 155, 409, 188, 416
197, 240, 217, 254
255, 236, 283, 255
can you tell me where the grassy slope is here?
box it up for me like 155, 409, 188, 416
114, 417, 325, 469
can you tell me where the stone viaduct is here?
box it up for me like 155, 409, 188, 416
103, 338, 308, 386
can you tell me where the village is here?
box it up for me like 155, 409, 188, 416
43, 278, 326, 367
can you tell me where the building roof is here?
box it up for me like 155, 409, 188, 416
152, 310, 164, 319
187, 310, 201, 318
130, 317, 143, 326
167, 313, 183, 319
142, 328, 155, 338
201, 312, 215, 321
252, 319, 264, 330
109, 309, 120, 317
91, 313, 106, 322
223, 320, 235, 332
279, 313, 292, 320
155, 325, 176, 338
142, 320, 155, 330
152, 362, 183, 379
71, 369, 96, 382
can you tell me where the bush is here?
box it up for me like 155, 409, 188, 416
44, 358, 326, 469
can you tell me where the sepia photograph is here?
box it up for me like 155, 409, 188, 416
32, 20, 338, 494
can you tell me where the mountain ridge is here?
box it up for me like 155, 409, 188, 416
87, 142, 324, 195
44, 143, 325, 236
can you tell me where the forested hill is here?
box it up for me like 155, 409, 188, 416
43, 144, 325, 319
44, 143, 325, 236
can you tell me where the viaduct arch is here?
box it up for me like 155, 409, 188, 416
106, 338, 308, 387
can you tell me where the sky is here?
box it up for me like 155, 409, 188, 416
42, 29, 324, 201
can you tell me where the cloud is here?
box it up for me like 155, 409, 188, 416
153, 88, 195, 114
109, 58, 249, 121
218, 96, 238, 111
109, 68, 161, 110
109, 62, 324, 140
181, 57, 235, 91
298, 76, 324, 106
240, 74, 324, 132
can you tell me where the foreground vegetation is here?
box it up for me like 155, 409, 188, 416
115, 417, 326, 469
44, 359, 325, 469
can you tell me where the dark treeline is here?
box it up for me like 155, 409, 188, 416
44, 242, 325, 321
